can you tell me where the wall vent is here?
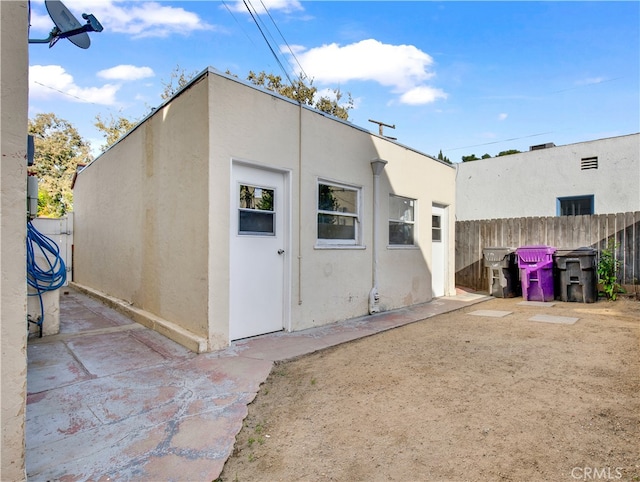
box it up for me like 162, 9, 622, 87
581, 157, 598, 170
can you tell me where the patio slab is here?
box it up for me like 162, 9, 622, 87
468, 309, 513, 318
528, 314, 579, 324
518, 301, 557, 307
26, 287, 490, 481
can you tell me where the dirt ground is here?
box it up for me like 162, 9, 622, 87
219, 297, 640, 482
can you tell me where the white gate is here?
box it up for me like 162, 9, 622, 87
32, 214, 73, 286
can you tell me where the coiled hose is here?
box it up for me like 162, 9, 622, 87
26, 221, 67, 337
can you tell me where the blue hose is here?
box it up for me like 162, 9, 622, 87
26, 221, 67, 337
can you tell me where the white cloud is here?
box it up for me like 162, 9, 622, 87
288, 39, 446, 105
29, 65, 119, 105
227, 0, 303, 14
98, 65, 154, 81
30, 1, 215, 38
576, 77, 605, 86
28, 5, 54, 31
498, 113, 508, 121
400, 86, 448, 105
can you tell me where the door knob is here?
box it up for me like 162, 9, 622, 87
277, 249, 285, 255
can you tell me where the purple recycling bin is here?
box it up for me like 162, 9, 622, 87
516, 246, 557, 302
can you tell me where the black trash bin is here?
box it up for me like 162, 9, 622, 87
554, 247, 598, 303
483, 247, 520, 298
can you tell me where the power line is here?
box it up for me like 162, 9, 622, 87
242, 0, 293, 86
31, 80, 142, 123
258, 0, 308, 81
444, 131, 557, 152
32, 80, 100, 105
221, 0, 264, 56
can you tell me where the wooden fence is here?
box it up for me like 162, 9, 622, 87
455, 212, 640, 292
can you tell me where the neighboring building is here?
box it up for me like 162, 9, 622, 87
73, 68, 456, 353
1, 1, 29, 479
456, 133, 640, 221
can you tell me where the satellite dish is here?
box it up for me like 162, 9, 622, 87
29, 0, 103, 49
46, 0, 90, 48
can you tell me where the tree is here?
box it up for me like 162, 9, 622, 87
94, 113, 137, 152
497, 149, 521, 157
161, 65, 198, 100
461, 154, 480, 162
437, 150, 451, 164
246, 71, 353, 121
28, 113, 92, 216
94, 67, 355, 151
481, 153, 491, 159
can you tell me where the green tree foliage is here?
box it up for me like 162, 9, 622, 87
461, 154, 480, 162
461, 150, 521, 162
597, 239, 622, 300
94, 65, 196, 150
28, 113, 92, 217
246, 70, 353, 121
161, 65, 198, 100
437, 150, 451, 164
94, 66, 355, 152
94, 113, 137, 152
497, 149, 521, 157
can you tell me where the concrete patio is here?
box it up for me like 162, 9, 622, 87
26, 286, 489, 481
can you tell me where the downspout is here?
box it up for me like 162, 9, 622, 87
369, 158, 388, 314
297, 101, 303, 306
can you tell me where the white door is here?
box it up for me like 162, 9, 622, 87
230, 164, 286, 340
431, 205, 447, 297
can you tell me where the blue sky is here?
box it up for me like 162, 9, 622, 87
28, 1, 639, 161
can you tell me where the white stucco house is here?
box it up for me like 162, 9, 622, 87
456, 133, 640, 221
1, 1, 29, 478
73, 68, 456, 353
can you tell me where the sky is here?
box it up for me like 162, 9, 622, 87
27, 0, 639, 161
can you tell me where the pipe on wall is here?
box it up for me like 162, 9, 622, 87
369, 158, 388, 314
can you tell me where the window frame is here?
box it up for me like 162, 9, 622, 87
316, 179, 363, 248
557, 195, 594, 216
237, 183, 276, 236
432, 214, 443, 242
388, 194, 417, 247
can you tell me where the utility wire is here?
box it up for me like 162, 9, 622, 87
258, 0, 308, 81
32, 80, 100, 104
221, 0, 268, 64
242, 0, 293, 86
444, 131, 557, 152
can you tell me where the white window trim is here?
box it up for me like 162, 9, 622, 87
315, 179, 363, 248
388, 194, 417, 247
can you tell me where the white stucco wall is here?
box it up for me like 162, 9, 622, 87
74, 75, 211, 350
374, 138, 457, 307
1, 1, 28, 479
208, 71, 456, 338
74, 69, 456, 352
456, 133, 640, 221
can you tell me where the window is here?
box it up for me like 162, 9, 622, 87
238, 184, 275, 235
317, 181, 360, 245
389, 195, 416, 246
432, 215, 442, 241
557, 195, 594, 216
